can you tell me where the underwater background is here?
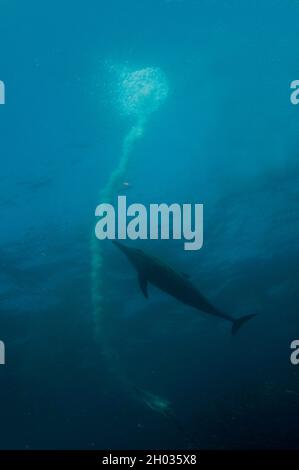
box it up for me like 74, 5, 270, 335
1, 0, 299, 450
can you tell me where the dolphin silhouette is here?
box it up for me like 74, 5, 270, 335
113, 241, 257, 335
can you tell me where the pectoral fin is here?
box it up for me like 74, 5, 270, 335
138, 274, 148, 298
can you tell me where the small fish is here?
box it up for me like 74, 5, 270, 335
285, 389, 299, 396
19, 177, 52, 191
118, 181, 132, 192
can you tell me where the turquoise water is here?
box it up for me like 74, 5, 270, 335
1, 0, 299, 449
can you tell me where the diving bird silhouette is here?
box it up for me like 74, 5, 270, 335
113, 241, 257, 335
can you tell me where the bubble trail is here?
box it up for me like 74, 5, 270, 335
90, 66, 168, 382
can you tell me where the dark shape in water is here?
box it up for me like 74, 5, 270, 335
133, 387, 198, 447
134, 386, 172, 416
113, 241, 257, 335
19, 177, 52, 192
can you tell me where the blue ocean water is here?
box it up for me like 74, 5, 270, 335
1, 0, 299, 449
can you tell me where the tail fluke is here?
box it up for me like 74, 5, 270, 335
231, 314, 257, 335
